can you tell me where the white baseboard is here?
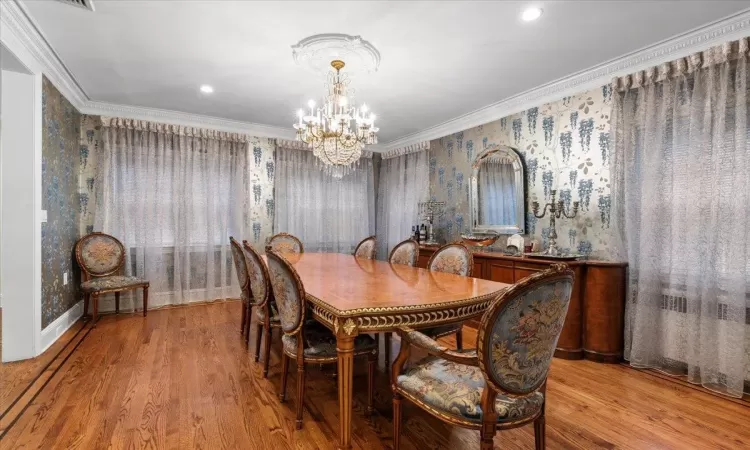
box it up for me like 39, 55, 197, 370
39, 300, 83, 354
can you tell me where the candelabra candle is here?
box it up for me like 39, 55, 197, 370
418, 200, 446, 245
531, 189, 579, 256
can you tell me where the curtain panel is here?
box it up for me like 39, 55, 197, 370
611, 38, 750, 397
94, 119, 251, 308
273, 146, 375, 253
376, 151, 429, 259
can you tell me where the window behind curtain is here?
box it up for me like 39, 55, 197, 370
273, 147, 375, 253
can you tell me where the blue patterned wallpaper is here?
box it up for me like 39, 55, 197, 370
42, 77, 82, 328
429, 85, 615, 260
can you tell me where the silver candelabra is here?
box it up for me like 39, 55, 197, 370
532, 190, 579, 256
418, 200, 446, 245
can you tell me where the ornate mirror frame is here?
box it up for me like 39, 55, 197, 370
469, 145, 526, 235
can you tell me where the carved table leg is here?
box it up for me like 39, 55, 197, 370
336, 333, 355, 449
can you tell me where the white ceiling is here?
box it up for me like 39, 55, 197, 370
22, 0, 750, 143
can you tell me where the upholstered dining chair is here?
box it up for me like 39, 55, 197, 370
419, 242, 474, 350
265, 250, 378, 430
384, 238, 420, 365
230, 237, 252, 342
75, 232, 149, 326
267, 232, 304, 254
391, 264, 574, 450
242, 240, 280, 378
388, 238, 419, 266
353, 235, 377, 259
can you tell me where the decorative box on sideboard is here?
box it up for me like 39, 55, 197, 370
418, 244, 627, 363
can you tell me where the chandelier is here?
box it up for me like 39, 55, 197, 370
294, 60, 378, 177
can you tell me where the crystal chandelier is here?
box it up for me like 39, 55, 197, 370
294, 60, 378, 177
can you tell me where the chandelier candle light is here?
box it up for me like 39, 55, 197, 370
294, 60, 378, 177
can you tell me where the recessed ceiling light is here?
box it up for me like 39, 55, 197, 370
200, 85, 214, 94
521, 6, 543, 22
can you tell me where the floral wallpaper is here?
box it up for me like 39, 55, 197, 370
78, 117, 276, 249
429, 85, 616, 260
42, 77, 82, 328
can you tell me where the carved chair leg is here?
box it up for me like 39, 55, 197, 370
83, 293, 90, 319
384, 332, 392, 367
393, 392, 402, 450
479, 429, 494, 450
295, 363, 306, 429
263, 325, 272, 378
279, 353, 290, 403
534, 410, 546, 449
142, 286, 148, 317
455, 328, 463, 351
254, 323, 263, 361
92, 294, 99, 327
240, 300, 247, 335
367, 352, 376, 417
244, 305, 252, 346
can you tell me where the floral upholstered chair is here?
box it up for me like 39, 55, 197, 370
75, 232, 149, 326
384, 238, 420, 364
230, 237, 252, 341
391, 264, 574, 450
265, 250, 378, 429
242, 240, 280, 378
388, 239, 419, 266
419, 243, 474, 350
353, 235, 377, 260
267, 232, 304, 254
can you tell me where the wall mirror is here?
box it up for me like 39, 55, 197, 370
470, 145, 525, 234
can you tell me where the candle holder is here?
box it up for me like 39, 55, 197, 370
418, 200, 446, 245
532, 190, 579, 256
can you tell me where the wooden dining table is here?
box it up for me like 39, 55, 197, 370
273, 252, 510, 449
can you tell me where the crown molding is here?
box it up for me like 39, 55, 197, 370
82, 101, 298, 140
382, 8, 750, 151
8, 0, 750, 150
2, 0, 88, 108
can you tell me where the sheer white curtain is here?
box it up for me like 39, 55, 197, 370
376, 150, 429, 259
611, 39, 749, 397
274, 146, 375, 253
95, 119, 249, 308
478, 162, 517, 224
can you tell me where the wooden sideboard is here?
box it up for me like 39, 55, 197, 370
418, 245, 628, 363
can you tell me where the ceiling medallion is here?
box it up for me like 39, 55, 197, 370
293, 35, 380, 178
292, 33, 380, 76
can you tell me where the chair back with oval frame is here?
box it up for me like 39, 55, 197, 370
388, 239, 419, 267
75, 232, 126, 280
353, 235, 377, 260
426, 242, 474, 277
230, 236, 252, 339
268, 232, 304, 254
265, 250, 306, 336
477, 263, 575, 396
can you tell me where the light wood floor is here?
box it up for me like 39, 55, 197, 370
1, 301, 748, 449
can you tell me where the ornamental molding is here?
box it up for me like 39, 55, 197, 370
381, 141, 430, 160
292, 33, 381, 76
382, 8, 750, 151
1, 0, 88, 107
7, 0, 750, 150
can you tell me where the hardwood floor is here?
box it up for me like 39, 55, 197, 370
1, 301, 748, 449
0, 312, 86, 422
